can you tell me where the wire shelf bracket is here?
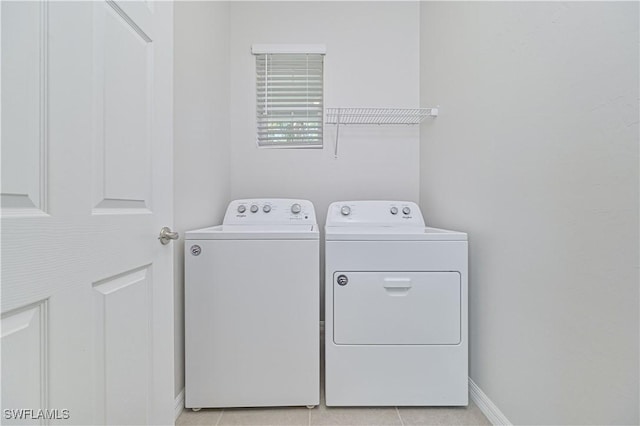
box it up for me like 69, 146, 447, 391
325, 107, 438, 158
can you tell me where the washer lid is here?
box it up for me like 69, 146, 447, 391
186, 224, 319, 240
325, 226, 467, 241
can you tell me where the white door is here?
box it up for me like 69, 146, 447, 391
1, 1, 174, 425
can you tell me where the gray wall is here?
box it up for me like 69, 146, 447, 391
173, 1, 231, 398
419, 2, 639, 424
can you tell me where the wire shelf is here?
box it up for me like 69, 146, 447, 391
325, 107, 438, 158
325, 107, 437, 125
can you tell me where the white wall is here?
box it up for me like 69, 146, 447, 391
173, 1, 231, 398
420, 2, 639, 424
229, 1, 421, 227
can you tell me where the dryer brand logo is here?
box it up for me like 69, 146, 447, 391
190, 245, 201, 256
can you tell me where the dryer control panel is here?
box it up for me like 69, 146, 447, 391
326, 201, 425, 227
224, 199, 317, 225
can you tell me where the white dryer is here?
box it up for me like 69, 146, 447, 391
185, 199, 319, 409
324, 201, 468, 406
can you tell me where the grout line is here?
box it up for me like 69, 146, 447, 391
215, 408, 224, 426
308, 406, 312, 426
396, 407, 405, 426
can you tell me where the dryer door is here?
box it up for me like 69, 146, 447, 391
333, 271, 461, 345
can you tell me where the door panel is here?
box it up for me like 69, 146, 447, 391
93, 266, 151, 425
0, 1, 47, 214
333, 271, 461, 345
1, 1, 174, 424
1, 302, 47, 426
93, 1, 152, 212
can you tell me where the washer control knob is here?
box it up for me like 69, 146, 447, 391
250, 204, 259, 213
340, 206, 351, 216
263, 205, 271, 213
390, 207, 398, 215
291, 203, 302, 214
237, 205, 246, 213
402, 206, 411, 215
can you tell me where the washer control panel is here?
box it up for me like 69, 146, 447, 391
326, 201, 424, 227
224, 199, 316, 225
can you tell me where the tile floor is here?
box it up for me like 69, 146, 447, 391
177, 397, 491, 425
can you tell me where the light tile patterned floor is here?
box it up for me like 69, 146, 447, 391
177, 399, 491, 426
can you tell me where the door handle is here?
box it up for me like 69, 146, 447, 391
383, 277, 412, 289
159, 227, 179, 245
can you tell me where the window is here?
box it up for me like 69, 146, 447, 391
252, 45, 325, 148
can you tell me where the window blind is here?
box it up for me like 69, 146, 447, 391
255, 53, 324, 148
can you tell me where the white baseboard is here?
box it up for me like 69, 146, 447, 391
469, 378, 512, 426
175, 388, 185, 422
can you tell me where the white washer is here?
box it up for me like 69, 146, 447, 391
185, 199, 319, 409
324, 200, 468, 406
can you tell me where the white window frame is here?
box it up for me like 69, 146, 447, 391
252, 44, 326, 149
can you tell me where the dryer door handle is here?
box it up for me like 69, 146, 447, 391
383, 277, 412, 289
